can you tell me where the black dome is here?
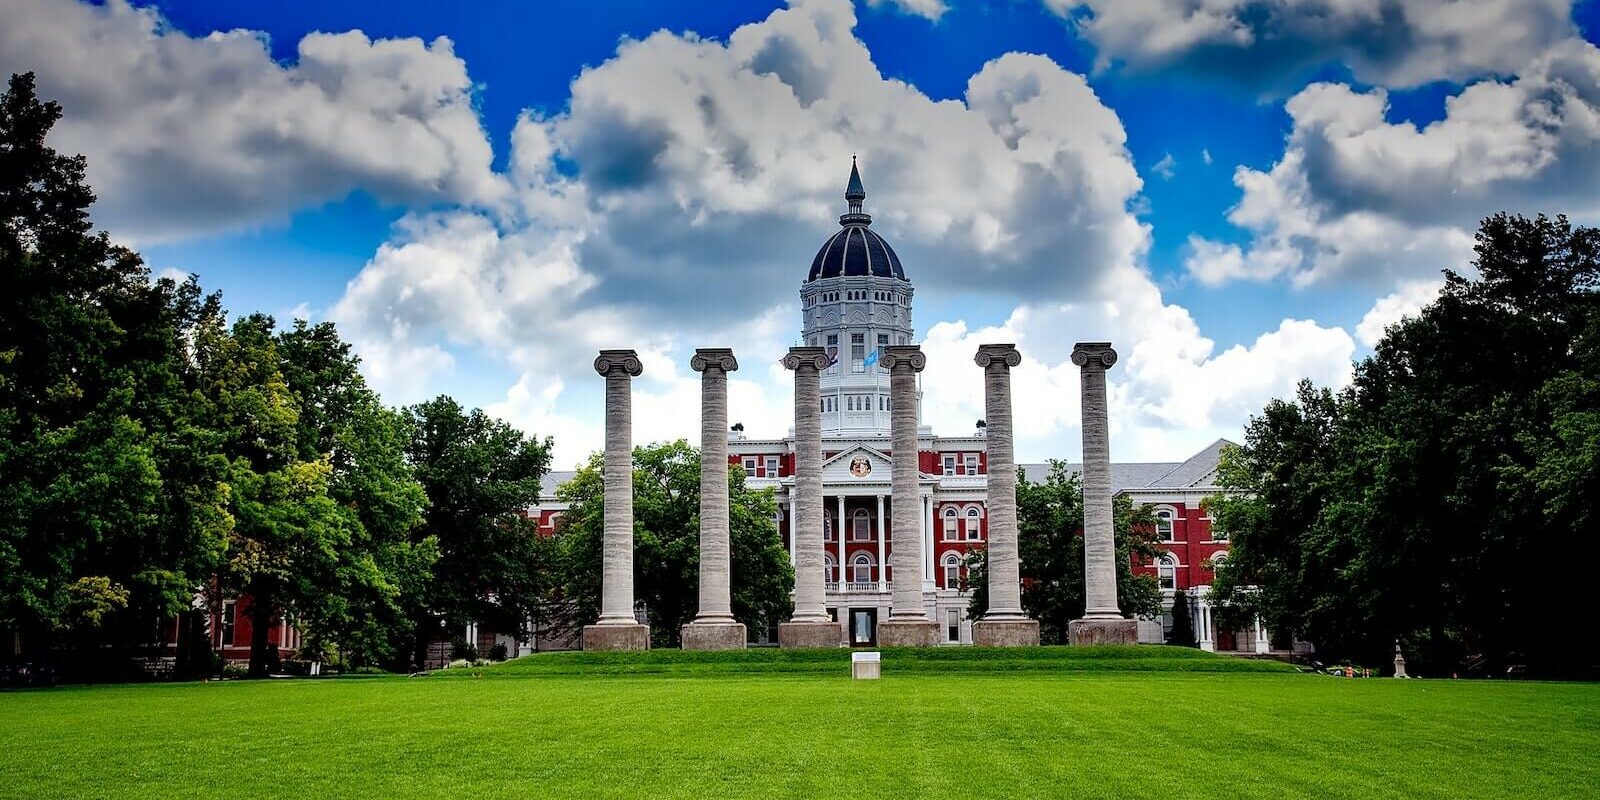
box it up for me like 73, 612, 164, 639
807, 225, 906, 282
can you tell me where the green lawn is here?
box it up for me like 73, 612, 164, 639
2, 647, 1596, 799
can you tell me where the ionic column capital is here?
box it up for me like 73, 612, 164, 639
974, 343, 1022, 370
691, 348, 738, 373
595, 349, 644, 378
1070, 342, 1117, 371
783, 346, 830, 371
881, 344, 926, 372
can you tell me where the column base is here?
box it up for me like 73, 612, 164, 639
878, 619, 940, 648
1068, 617, 1138, 646
680, 621, 747, 651
973, 618, 1041, 647
582, 623, 650, 651
778, 620, 843, 648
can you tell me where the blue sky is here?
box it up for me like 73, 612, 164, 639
6, 0, 1599, 465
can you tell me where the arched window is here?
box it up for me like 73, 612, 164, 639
1156, 554, 1178, 591
965, 506, 982, 540
823, 553, 837, 583
942, 507, 959, 541
851, 553, 874, 584
1154, 508, 1176, 542
823, 514, 834, 542
851, 508, 872, 541
942, 552, 963, 590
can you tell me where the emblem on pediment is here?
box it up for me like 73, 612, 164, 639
849, 456, 872, 477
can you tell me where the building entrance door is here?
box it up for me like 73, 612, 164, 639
850, 608, 877, 646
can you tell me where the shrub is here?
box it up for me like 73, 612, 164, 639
489, 643, 509, 662
450, 638, 479, 662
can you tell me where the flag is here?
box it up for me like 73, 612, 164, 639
863, 349, 879, 368
826, 346, 839, 366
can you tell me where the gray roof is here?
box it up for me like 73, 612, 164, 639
540, 470, 576, 501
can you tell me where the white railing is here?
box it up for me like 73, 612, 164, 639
846, 581, 884, 592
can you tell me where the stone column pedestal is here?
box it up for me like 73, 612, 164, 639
779, 347, 840, 649
682, 348, 745, 651
1067, 341, 1135, 647
1067, 618, 1138, 646
879, 345, 938, 648
972, 343, 1039, 648
583, 349, 650, 651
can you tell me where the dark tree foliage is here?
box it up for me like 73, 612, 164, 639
1210, 214, 1600, 677
0, 72, 229, 675
551, 440, 793, 647
403, 397, 553, 670
965, 461, 1160, 644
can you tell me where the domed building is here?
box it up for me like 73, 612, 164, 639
523, 161, 1257, 654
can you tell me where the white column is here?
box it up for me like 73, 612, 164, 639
876, 494, 887, 592
975, 344, 1026, 621
690, 348, 738, 626
782, 347, 830, 624
837, 495, 847, 588
882, 345, 930, 622
922, 494, 934, 588
593, 349, 643, 626
1072, 342, 1122, 620
1198, 596, 1215, 652
1255, 616, 1271, 654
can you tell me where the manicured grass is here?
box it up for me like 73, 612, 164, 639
437, 644, 1299, 677
2, 648, 1596, 799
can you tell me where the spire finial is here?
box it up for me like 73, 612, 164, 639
845, 156, 866, 215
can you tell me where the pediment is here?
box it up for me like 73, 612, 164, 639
821, 445, 893, 483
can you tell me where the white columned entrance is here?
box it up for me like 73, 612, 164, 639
876, 494, 887, 592
1196, 592, 1215, 652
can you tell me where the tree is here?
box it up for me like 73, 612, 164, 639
1211, 214, 1600, 677
402, 397, 553, 670
274, 320, 433, 668
965, 461, 1160, 643
551, 440, 792, 647
1167, 591, 1195, 648
0, 73, 230, 672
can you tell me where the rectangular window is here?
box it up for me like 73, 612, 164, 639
851, 333, 865, 373
743, 458, 757, 478
877, 334, 889, 371
946, 609, 960, 642
765, 456, 779, 477
852, 514, 871, 541
826, 334, 839, 374
943, 455, 955, 475
966, 514, 981, 540
965, 454, 979, 475
942, 515, 959, 541
222, 601, 237, 647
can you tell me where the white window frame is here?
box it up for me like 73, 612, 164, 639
942, 455, 956, 475
743, 457, 757, 478
851, 509, 872, 541
942, 552, 962, 590
942, 507, 960, 541
1157, 554, 1178, 591
965, 507, 982, 541
851, 553, 874, 584
965, 454, 979, 475
1155, 507, 1176, 542
824, 553, 837, 583
945, 608, 961, 642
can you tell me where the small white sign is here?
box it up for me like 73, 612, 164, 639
852, 651, 880, 663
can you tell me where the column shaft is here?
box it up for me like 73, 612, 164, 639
598, 355, 640, 624
875, 494, 886, 592
885, 346, 929, 621
1075, 343, 1120, 619
788, 349, 827, 621
977, 345, 1026, 619
691, 349, 737, 624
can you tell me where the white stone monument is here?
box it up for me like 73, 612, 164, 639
971, 344, 1041, 646
1067, 342, 1138, 645
778, 347, 843, 648
682, 348, 747, 650
876, 345, 939, 647
583, 350, 651, 651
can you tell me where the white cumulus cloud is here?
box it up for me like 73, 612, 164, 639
0, 0, 505, 243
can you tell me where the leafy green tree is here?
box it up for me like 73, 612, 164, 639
965, 461, 1160, 643
403, 397, 553, 670
275, 320, 433, 668
552, 440, 792, 647
0, 72, 229, 670
1211, 214, 1600, 676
